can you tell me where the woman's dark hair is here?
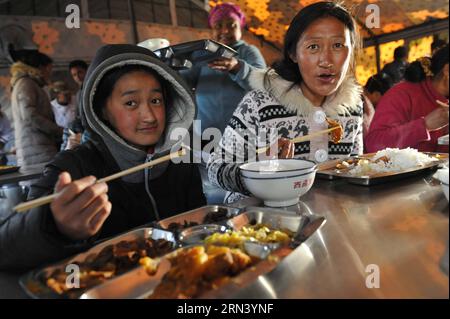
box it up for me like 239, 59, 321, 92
93, 64, 172, 123
271, 1, 359, 85
11, 49, 52, 68
404, 44, 449, 83
431, 39, 447, 53
393, 46, 407, 60
69, 59, 88, 71
365, 72, 393, 95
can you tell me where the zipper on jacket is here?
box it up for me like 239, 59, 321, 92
144, 153, 160, 221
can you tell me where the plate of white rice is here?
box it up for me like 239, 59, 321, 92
316, 148, 447, 185
349, 148, 439, 176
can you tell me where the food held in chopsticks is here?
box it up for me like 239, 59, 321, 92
149, 245, 254, 299
325, 117, 344, 143
335, 148, 439, 176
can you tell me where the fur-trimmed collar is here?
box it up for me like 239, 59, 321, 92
10, 61, 45, 87
248, 68, 362, 117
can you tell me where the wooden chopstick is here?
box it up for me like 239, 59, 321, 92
436, 100, 449, 108
256, 126, 340, 154
13, 148, 186, 213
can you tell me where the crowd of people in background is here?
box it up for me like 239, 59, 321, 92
1, 4, 447, 172
0, 2, 447, 188
0, 0, 448, 271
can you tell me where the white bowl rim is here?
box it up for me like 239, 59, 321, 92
241, 169, 317, 180
239, 159, 317, 173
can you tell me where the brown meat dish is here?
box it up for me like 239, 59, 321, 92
165, 208, 232, 232
166, 221, 199, 232
202, 207, 231, 224
326, 118, 344, 144
44, 238, 174, 297
335, 158, 361, 170
149, 246, 254, 299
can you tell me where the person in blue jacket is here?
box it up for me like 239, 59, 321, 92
181, 2, 266, 152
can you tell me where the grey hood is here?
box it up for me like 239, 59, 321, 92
80, 44, 196, 182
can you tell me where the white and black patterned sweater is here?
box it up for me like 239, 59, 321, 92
207, 69, 364, 196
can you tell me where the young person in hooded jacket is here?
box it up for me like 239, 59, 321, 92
0, 44, 206, 270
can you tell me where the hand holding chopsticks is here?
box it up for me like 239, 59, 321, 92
256, 126, 342, 155
436, 100, 449, 108
423, 100, 449, 131
13, 147, 187, 213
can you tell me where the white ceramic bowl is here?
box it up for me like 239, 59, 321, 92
435, 166, 449, 201
240, 159, 317, 207
138, 38, 170, 52
240, 159, 316, 178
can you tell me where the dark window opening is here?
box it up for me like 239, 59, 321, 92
0, 0, 208, 27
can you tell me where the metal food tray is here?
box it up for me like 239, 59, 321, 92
154, 39, 237, 69
438, 134, 449, 146
19, 227, 176, 299
0, 165, 20, 175
176, 209, 313, 253
178, 224, 229, 245
81, 243, 293, 299
21, 206, 325, 299
317, 153, 448, 186
134, 210, 323, 299
156, 205, 242, 230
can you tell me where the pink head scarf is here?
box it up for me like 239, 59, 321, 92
208, 3, 246, 28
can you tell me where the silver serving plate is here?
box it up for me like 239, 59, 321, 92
317, 153, 448, 186
83, 207, 326, 299
19, 227, 176, 299
156, 205, 241, 230
227, 208, 320, 250
178, 224, 228, 245
21, 206, 326, 299
438, 134, 449, 146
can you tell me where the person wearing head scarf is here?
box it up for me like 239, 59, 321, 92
181, 2, 266, 152
0, 44, 206, 270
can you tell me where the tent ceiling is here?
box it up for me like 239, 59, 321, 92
208, 0, 449, 48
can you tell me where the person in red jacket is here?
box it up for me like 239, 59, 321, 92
366, 45, 449, 153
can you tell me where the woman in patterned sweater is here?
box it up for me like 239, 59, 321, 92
208, 2, 364, 198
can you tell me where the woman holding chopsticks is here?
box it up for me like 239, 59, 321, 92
0, 44, 205, 270
208, 2, 364, 200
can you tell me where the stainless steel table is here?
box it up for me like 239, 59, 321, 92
230, 174, 449, 298
0, 165, 45, 186
1, 172, 448, 298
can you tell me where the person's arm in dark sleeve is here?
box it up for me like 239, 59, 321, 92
179, 65, 202, 90
187, 164, 207, 210
0, 157, 91, 271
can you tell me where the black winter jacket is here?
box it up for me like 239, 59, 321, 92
0, 138, 205, 271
